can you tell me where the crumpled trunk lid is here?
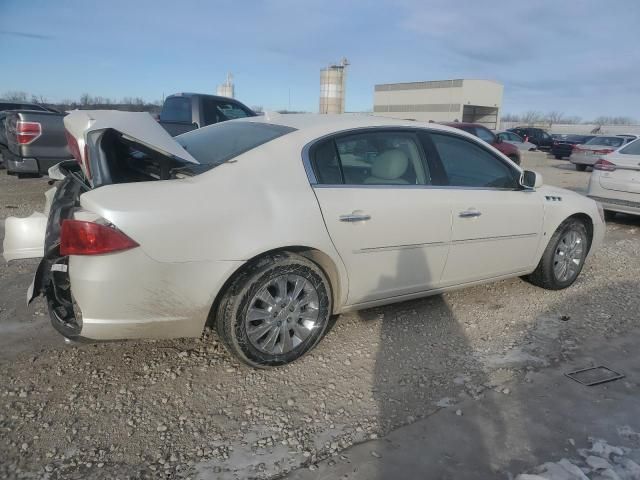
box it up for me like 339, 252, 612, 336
64, 110, 198, 187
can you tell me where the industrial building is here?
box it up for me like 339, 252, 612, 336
319, 58, 349, 114
373, 79, 503, 130
216, 73, 235, 98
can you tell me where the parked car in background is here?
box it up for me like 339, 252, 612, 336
2, 110, 71, 177
551, 134, 596, 160
159, 93, 256, 136
0, 102, 59, 168
507, 127, 554, 151
442, 122, 521, 164
497, 131, 537, 151
3, 112, 604, 366
570, 135, 638, 171
587, 139, 640, 220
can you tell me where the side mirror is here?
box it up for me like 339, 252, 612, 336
521, 170, 543, 189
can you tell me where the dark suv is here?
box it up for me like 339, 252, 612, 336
507, 127, 554, 151
442, 122, 521, 165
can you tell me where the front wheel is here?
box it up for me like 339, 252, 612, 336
215, 252, 332, 367
575, 164, 587, 172
525, 218, 590, 290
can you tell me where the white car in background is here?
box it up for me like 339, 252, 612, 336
497, 131, 537, 151
587, 138, 640, 220
3, 112, 605, 367
571, 135, 638, 171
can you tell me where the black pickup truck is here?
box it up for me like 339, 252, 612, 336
2, 93, 256, 177
158, 93, 256, 136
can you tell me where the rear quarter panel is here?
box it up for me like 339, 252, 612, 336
6, 111, 70, 160
78, 133, 349, 305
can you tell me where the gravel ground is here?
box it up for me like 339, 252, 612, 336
1, 156, 639, 479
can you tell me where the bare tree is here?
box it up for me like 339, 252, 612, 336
521, 110, 543, 125
79, 93, 91, 106
564, 116, 582, 125
501, 112, 520, 123
545, 111, 565, 125
3, 91, 28, 101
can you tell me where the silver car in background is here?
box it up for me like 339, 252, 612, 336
497, 131, 537, 151
587, 138, 640, 220
571, 135, 638, 171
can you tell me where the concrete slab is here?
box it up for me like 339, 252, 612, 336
286, 331, 640, 480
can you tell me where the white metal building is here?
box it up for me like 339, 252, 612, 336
373, 79, 503, 130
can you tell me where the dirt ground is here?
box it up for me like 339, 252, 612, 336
1, 154, 639, 479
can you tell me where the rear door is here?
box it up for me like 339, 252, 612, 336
423, 131, 544, 285
309, 129, 452, 305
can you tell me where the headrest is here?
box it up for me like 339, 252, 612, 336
371, 149, 409, 180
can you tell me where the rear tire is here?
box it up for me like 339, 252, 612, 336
215, 252, 332, 368
525, 218, 589, 290
575, 164, 587, 172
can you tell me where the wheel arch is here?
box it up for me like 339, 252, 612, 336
206, 246, 345, 329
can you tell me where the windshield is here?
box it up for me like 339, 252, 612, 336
175, 121, 296, 169
585, 136, 624, 148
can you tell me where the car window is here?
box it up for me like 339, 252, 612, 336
175, 121, 295, 168
202, 98, 252, 126
508, 132, 523, 142
312, 131, 430, 186
429, 132, 520, 189
541, 131, 551, 140
475, 127, 495, 144
620, 139, 640, 155
160, 96, 192, 123
585, 136, 624, 148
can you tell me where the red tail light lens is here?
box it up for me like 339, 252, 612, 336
593, 159, 616, 172
60, 220, 139, 256
64, 130, 91, 178
15, 121, 42, 144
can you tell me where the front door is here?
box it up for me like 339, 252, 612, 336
308, 130, 453, 305
423, 131, 544, 285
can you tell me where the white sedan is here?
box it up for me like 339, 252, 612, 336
3, 112, 605, 367
587, 138, 640, 219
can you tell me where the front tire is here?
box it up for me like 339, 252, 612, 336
575, 164, 587, 171
215, 252, 332, 367
525, 218, 589, 290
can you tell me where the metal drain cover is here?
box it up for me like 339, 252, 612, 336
566, 366, 625, 386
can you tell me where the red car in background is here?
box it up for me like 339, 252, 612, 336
442, 122, 521, 165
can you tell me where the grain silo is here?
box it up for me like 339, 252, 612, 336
216, 73, 235, 98
319, 58, 349, 114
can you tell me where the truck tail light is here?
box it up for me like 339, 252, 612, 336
60, 220, 139, 256
15, 121, 42, 145
64, 130, 91, 178
593, 159, 616, 172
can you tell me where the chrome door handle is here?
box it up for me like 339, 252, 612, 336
339, 213, 371, 222
459, 210, 482, 218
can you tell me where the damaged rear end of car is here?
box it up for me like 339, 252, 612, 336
3, 110, 201, 340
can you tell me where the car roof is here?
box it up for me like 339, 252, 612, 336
234, 113, 471, 138
166, 92, 245, 102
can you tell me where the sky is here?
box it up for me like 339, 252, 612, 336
1, 0, 639, 119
